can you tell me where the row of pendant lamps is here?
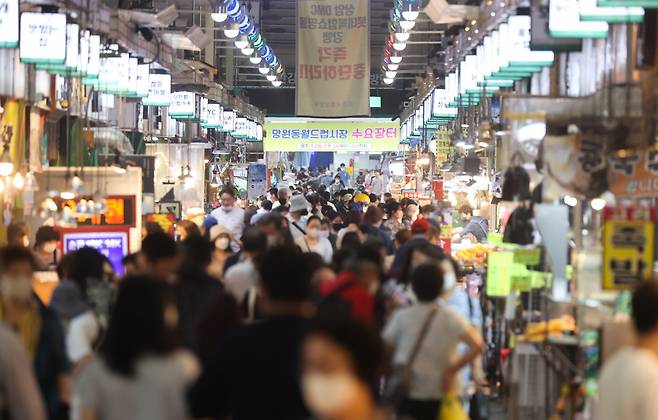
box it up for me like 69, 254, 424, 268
211, 0, 284, 87
381, 0, 421, 85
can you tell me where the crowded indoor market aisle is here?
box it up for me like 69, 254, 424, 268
1, 0, 658, 419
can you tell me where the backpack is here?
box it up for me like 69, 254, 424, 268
503, 206, 534, 245
316, 281, 357, 320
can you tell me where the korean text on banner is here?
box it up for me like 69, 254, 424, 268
264, 120, 400, 152
296, 0, 370, 117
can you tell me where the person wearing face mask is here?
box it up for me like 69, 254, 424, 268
140, 232, 182, 283
210, 187, 245, 252
72, 276, 199, 420
223, 226, 267, 303
383, 263, 485, 420
301, 318, 389, 420
208, 226, 234, 280
33, 226, 61, 271
362, 206, 394, 255
295, 216, 333, 263
0, 246, 69, 420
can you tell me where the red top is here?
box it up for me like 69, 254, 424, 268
320, 272, 374, 324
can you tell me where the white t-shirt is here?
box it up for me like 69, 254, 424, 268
224, 259, 259, 302
596, 347, 658, 420
67, 311, 101, 363
72, 351, 199, 420
295, 236, 333, 263
383, 303, 468, 400
210, 206, 245, 251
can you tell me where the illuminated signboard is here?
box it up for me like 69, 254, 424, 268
63, 230, 129, 275
61, 195, 136, 227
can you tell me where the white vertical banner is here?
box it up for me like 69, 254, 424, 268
296, 0, 370, 117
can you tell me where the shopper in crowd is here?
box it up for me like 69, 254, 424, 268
404, 200, 420, 224
140, 231, 181, 282
296, 215, 334, 263
33, 226, 60, 270
176, 219, 201, 241
320, 218, 338, 250
383, 263, 484, 420
72, 276, 199, 420
257, 212, 296, 249
370, 169, 384, 198
420, 204, 437, 219
288, 194, 311, 239
362, 205, 393, 255
189, 246, 313, 420
456, 204, 489, 243
383, 201, 409, 241
273, 186, 290, 210
7, 221, 30, 248
597, 281, 658, 420
121, 253, 140, 276
268, 187, 279, 205
207, 225, 234, 280
301, 318, 387, 420
223, 225, 267, 302
0, 322, 47, 420
141, 221, 164, 239
50, 247, 115, 367
391, 218, 444, 279
336, 209, 364, 249
337, 163, 350, 187
177, 236, 223, 349
210, 186, 245, 251
0, 247, 69, 420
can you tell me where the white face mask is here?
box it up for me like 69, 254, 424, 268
42, 242, 57, 254
443, 270, 457, 292
222, 205, 233, 213
302, 372, 358, 418
307, 228, 320, 240
319, 230, 330, 239
215, 237, 230, 250
0, 276, 33, 302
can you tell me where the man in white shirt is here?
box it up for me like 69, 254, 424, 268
224, 226, 267, 302
597, 281, 658, 420
287, 194, 309, 239
210, 187, 245, 252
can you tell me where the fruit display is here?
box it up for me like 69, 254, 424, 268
454, 243, 491, 267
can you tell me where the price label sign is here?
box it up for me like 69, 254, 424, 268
20, 13, 67, 64
0, 0, 19, 48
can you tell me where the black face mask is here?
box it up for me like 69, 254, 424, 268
332, 223, 344, 232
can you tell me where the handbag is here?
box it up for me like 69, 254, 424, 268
384, 307, 437, 404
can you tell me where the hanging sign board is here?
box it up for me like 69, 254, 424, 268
135, 64, 150, 98
203, 104, 222, 128
579, 0, 643, 23
549, 0, 609, 38
486, 252, 514, 297
87, 35, 100, 77
20, 13, 67, 64
222, 110, 235, 133
199, 97, 208, 124
264, 119, 400, 152
143, 73, 171, 106
233, 117, 248, 138
169, 91, 196, 118
0, 0, 18, 48
296, 0, 370, 117
608, 145, 658, 198
602, 206, 655, 290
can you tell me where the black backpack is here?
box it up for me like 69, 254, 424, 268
503, 206, 534, 245
316, 281, 357, 320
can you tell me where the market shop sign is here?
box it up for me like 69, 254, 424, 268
602, 206, 655, 290
169, 92, 196, 119
264, 120, 400, 152
202, 104, 222, 129
145, 213, 176, 236
549, 0, 609, 38
222, 110, 235, 133
608, 145, 658, 198
62, 229, 129, 275
486, 251, 514, 297
20, 13, 67, 64
143, 74, 171, 106
0, 0, 18, 48
579, 0, 644, 23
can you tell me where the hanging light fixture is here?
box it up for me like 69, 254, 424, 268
387, 63, 399, 71
385, 70, 397, 78
400, 19, 415, 31
266, 73, 277, 82
241, 45, 254, 55
395, 27, 410, 42
234, 35, 249, 49
383, 78, 394, 85
249, 51, 261, 64
211, 4, 228, 23
390, 52, 403, 64
271, 80, 282, 87
392, 42, 407, 51
402, 2, 419, 21
11, 172, 24, 190
224, 22, 240, 39
209, 173, 220, 188
258, 63, 270, 74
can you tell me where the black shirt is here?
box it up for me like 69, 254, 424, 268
189, 315, 310, 420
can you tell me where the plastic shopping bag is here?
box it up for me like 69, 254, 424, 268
437, 393, 468, 420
